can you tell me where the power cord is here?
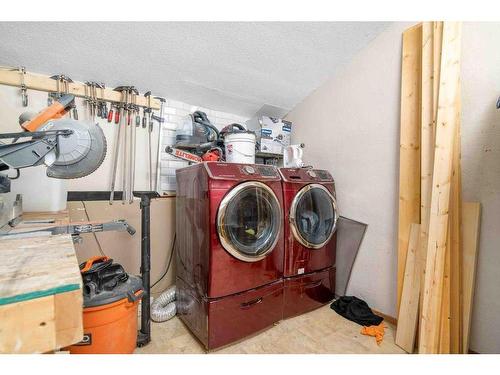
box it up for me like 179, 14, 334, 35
80, 201, 176, 290
151, 233, 176, 289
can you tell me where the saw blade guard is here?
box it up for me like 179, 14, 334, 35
39, 119, 107, 179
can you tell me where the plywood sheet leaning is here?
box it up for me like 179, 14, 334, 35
419, 22, 462, 354
461, 202, 481, 354
395, 223, 421, 353
398, 23, 422, 312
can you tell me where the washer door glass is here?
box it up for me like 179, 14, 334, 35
291, 184, 338, 249
217, 181, 281, 262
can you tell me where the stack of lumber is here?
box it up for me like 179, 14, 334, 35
395, 21, 482, 354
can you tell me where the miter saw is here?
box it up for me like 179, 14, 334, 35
0, 94, 134, 240
0, 94, 106, 183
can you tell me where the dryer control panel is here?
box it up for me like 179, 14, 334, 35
279, 168, 334, 183
205, 162, 281, 180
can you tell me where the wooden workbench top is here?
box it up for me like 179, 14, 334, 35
0, 234, 82, 306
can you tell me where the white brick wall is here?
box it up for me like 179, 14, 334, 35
158, 100, 248, 192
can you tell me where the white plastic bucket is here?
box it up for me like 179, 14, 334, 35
224, 132, 256, 164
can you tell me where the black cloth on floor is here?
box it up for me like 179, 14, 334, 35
330, 296, 383, 326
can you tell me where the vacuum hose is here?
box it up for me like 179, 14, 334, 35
151, 285, 177, 322
193, 111, 220, 141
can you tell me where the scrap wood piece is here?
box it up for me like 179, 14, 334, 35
398, 23, 422, 313
461, 202, 481, 354
395, 223, 421, 353
419, 21, 462, 354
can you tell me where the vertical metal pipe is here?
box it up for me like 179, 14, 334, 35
136, 193, 153, 347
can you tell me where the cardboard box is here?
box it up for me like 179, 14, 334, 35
246, 116, 292, 155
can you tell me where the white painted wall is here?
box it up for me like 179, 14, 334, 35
285, 22, 500, 353
461, 22, 500, 354
0, 85, 247, 200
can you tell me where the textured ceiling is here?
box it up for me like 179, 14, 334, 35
0, 22, 390, 117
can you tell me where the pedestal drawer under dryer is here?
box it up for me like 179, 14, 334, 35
283, 267, 335, 319
207, 279, 283, 350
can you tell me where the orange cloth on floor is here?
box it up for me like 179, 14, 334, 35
361, 322, 386, 345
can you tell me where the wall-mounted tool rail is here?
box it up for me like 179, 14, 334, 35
0, 68, 161, 110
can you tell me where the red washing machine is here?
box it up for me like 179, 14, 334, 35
279, 168, 339, 319
175, 162, 284, 350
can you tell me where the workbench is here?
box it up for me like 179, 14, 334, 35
0, 211, 83, 353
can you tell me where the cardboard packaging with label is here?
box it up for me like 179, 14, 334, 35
246, 116, 292, 155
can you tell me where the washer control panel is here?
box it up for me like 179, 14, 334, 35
205, 162, 280, 180
307, 170, 317, 178
242, 165, 255, 175
279, 167, 333, 182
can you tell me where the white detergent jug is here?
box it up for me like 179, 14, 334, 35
283, 144, 305, 168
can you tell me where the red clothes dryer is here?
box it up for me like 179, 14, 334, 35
175, 162, 284, 350
279, 168, 339, 319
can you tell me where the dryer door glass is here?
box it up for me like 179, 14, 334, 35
217, 181, 282, 262
291, 184, 338, 249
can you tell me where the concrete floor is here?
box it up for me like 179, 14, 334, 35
136, 305, 406, 354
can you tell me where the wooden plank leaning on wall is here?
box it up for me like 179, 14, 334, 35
396, 22, 479, 354
395, 223, 421, 352
461, 202, 481, 354
397, 23, 422, 313
419, 21, 462, 354
419, 22, 437, 339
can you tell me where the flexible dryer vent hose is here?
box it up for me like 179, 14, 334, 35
151, 285, 176, 322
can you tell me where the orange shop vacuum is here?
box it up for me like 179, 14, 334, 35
69, 256, 144, 354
